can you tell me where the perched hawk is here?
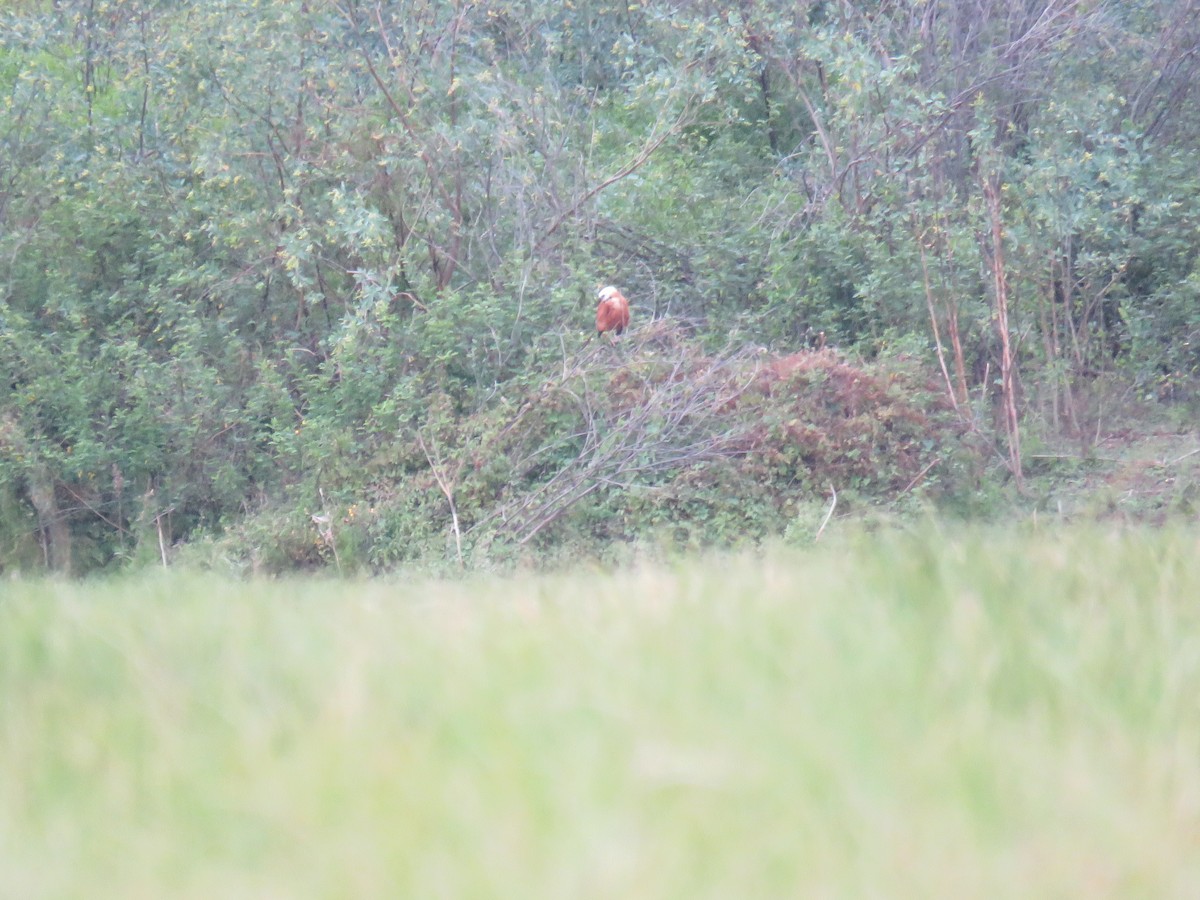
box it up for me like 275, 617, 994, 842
595, 285, 630, 338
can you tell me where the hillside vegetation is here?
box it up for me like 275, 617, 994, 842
2, 1, 1199, 573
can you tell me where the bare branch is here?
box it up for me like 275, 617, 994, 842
418, 430, 464, 568
533, 101, 696, 255
814, 484, 837, 542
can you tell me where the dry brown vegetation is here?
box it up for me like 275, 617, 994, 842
211, 324, 971, 572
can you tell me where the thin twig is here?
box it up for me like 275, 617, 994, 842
316, 488, 342, 573
58, 482, 130, 535
1162, 447, 1200, 467
900, 457, 941, 496
418, 431, 464, 568
533, 101, 694, 255
154, 509, 175, 569
814, 484, 837, 542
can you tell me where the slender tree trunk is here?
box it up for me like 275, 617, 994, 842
919, 240, 960, 412
947, 304, 969, 409
28, 469, 71, 575
983, 174, 1023, 488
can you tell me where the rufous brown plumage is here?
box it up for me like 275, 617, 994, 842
595, 285, 630, 337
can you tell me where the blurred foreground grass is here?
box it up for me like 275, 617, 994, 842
3, 525, 1200, 898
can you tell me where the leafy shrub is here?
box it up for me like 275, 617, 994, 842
196, 324, 973, 573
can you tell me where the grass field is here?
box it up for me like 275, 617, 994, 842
3, 525, 1200, 898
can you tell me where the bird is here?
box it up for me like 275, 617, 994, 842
595, 285, 630, 338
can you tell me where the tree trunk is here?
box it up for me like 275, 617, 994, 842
983, 173, 1023, 488
28, 469, 71, 575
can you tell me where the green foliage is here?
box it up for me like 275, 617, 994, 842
1, 0, 1198, 572
200, 327, 973, 574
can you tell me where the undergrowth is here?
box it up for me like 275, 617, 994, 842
191, 327, 976, 574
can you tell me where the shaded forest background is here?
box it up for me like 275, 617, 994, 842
2, 0, 1198, 574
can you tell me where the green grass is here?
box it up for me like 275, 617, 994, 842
4, 525, 1200, 898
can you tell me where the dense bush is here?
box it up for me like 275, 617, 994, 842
187, 326, 971, 574
1, 0, 1197, 573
